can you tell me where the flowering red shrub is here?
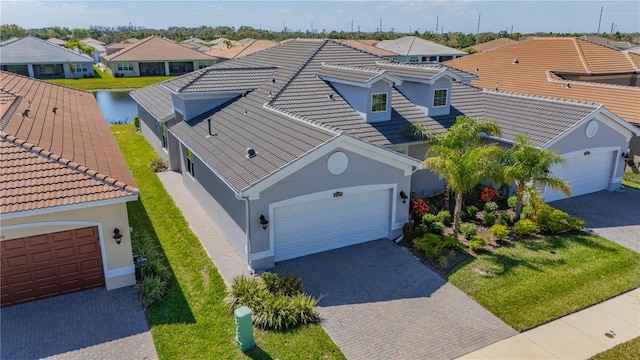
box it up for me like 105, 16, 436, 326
410, 199, 429, 221
480, 187, 498, 203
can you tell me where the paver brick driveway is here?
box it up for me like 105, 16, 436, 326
550, 189, 640, 253
275, 239, 517, 360
1, 286, 157, 360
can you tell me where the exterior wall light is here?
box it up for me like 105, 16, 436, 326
113, 228, 123, 244
259, 215, 269, 230
400, 191, 409, 203
621, 152, 629, 159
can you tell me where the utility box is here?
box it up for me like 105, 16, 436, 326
234, 306, 255, 351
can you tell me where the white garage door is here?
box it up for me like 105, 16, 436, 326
544, 151, 613, 202
273, 188, 391, 262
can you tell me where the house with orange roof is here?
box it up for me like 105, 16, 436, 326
206, 38, 279, 61
465, 38, 519, 53
101, 36, 217, 77
0, 71, 139, 307
446, 37, 640, 156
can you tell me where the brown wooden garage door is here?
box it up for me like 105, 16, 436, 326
1, 226, 105, 307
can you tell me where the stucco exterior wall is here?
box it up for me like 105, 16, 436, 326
332, 81, 393, 122
0, 202, 136, 290
178, 143, 247, 260
408, 143, 445, 196
138, 105, 167, 161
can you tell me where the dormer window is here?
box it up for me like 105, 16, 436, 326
433, 89, 448, 107
371, 93, 388, 112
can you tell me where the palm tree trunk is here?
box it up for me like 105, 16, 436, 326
514, 185, 525, 221
443, 182, 450, 211
453, 192, 463, 233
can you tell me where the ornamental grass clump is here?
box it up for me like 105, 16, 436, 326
131, 233, 171, 308
225, 273, 318, 331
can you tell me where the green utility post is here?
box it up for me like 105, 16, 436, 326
234, 306, 255, 351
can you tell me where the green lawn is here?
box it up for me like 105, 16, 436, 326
111, 124, 344, 359
448, 234, 640, 331
47, 66, 172, 90
623, 171, 640, 190
589, 336, 640, 360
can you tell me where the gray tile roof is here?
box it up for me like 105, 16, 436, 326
163, 66, 278, 93
130, 83, 174, 122
317, 63, 385, 84
446, 82, 600, 147
0, 36, 93, 64
134, 39, 602, 193
376, 36, 467, 56
376, 61, 446, 80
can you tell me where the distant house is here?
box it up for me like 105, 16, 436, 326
206, 38, 279, 61
375, 36, 467, 63
333, 39, 397, 59
180, 38, 212, 52
101, 36, 217, 77
446, 37, 640, 155
465, 38, 519, 53
80, 38, 106, 62
579, 35, 638, 51
0, 36, 93, 79
131, 39, 636, 272
0, 71, 139, 307
47, 37, 67, 46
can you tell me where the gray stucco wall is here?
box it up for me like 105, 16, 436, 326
408, 143, 445, 196
394, 77, 452, 117
138, 105, 168, 162
247, 147, 412, 269
332, 81, 393, 122
171, 94, 236, 121
178, 143, 247, 260
550, 115, 631, 190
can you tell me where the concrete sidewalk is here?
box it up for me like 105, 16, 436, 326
157, 171, 250, 285
458, 288, 640, 359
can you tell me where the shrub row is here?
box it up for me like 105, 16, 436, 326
224, 273, 318, 331
131, 233, 172, 308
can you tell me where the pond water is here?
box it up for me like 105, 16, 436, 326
93, 90, 138, 124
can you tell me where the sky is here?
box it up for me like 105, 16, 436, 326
1, 0, 639, 35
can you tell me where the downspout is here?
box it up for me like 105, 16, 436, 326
236, 192, 255, 274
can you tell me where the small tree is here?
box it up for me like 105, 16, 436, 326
501, 135, 570, 221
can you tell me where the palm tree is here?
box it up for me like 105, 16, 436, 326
422, 116, 503, 232
501, 134, 570, 221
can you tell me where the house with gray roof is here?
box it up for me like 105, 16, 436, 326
375, 36, 467, 63
131, 39, 638, 271
0, 36, 94, 79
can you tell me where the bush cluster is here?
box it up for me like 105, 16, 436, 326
148, 157, 168, 172
132, 233, 172, 308
460, 222, 477, 240
413, 233, 463, 261
224, 273, 318, 331
468, 235, 487, 251
535, 204, 586, 234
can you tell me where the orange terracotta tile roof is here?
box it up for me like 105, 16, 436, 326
206, 39, 279, 60
334, 39, 397, 57
446, 37, 640, 126
466, 38, 519, 53
102, 36, 216, 61
0, 71, 138, 214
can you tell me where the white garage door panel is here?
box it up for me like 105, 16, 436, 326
274, 189, 391, 262
544, 151, 612, 202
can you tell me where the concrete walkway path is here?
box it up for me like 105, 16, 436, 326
157, 171, 251, 285
458, 288, 640, 359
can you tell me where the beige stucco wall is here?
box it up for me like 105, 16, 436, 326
0, 201, 136, 290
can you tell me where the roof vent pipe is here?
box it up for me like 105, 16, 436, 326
208, 119, 212, 136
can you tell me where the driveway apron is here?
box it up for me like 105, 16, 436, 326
550, 189, 640, 253
1, 286, 158, 360
275, 240, 517, 360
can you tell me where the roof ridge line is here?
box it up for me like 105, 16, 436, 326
0, 132, 139, 195
262, 103, 341, 136
624, 51, 640, 71
321, 62, 384, 73
105, 35, 154, 60
0, 90, 23, 131
268, 39, 327, 104
481, 87, 601, 108
573, 38, 592, 74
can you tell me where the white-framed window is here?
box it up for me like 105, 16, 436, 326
371, 93, 388, 112
74, 63, 89, 72
433, 89, 448, 107
117, 62, 134, 71
185, 148, 195, 177
409, 56, 419, 63
161, 123, 168, 149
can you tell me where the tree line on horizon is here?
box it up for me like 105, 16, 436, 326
1, 23, 637, 51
